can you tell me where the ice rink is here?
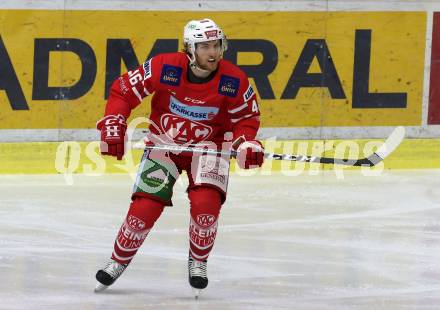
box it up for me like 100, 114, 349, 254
1, 170, 440, 309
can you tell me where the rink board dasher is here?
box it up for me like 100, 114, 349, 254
0, 138, 439, 174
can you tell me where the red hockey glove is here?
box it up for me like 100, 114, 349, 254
234, 138, 265, 169
96, 114, 127, 160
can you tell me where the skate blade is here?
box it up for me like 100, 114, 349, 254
94, 282, 109, 293
192, 288, 201, 300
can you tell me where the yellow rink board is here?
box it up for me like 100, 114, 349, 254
0, 139, 439, 175
0, 10, 426, 128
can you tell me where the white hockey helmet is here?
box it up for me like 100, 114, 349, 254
183, 18, 227, 62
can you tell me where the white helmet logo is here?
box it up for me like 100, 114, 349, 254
204, 30, 218, 39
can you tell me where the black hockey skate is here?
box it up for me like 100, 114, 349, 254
188, 255, 208, 298
94, 259, 128, 292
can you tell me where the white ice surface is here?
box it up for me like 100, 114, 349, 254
1, 170, 440, 309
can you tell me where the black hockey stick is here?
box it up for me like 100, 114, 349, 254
133, 126, 405, 167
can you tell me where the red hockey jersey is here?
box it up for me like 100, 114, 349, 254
105, 52, 260, 146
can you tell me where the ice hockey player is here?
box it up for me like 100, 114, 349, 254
95, 18, 264, 297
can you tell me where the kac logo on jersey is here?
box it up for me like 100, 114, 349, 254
218, 75, 239, 97
160, 114, 212, 143
160, 64, 182, 86
169, 96, 219, 121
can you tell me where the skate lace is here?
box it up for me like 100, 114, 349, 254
104, 261, 127, 279
188, 258, 207, 278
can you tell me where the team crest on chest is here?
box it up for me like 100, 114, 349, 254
160, 114, 213, 144
160, 64, 182, 86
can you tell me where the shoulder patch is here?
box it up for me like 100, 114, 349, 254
143, 59, 152, 80
160, 64, 182, 86
243, 84, 255, 102
218, 75, 240, 97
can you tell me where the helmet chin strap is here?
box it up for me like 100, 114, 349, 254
186, 53, 212, 77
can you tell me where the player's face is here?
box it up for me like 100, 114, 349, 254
195, 40, 222, 72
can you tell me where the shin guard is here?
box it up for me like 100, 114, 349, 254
111, 197, 165, 264
188, 187, 222, 261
